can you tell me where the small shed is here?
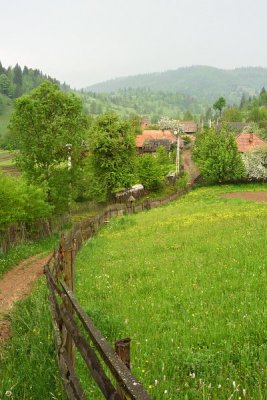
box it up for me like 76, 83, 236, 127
179, 121, 198, 134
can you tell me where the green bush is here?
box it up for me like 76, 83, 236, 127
193, 127, 244, 183
136, 154, 164, 190
0, 172, 52, 229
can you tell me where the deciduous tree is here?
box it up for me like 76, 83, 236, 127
9, 81, 87, 211
213, 96, 226, 117
193, 127, 244, 183
88, 113, 136, 201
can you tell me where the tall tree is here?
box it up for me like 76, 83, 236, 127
213, 96, 226, 117
13, 63, 23, 97
0, 74, 14, 97
0, 62, 5, 75
239, 93, 247, 109
88, 113, 136, 201
9, 81, 87, 211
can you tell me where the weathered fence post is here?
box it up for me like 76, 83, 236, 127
115, 338, 131, 399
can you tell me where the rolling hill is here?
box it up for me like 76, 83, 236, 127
85, 65, 267, 105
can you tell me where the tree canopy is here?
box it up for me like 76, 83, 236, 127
88, 113, 136, 201
193, 127, 244, 183
213, 97, 226, 117
9, 81, 87, 211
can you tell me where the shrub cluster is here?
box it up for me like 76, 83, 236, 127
193, 127, 244, 183
242, 147, 267, 181
0, 172, 52, 230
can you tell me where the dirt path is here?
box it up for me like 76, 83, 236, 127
0, 253, 52, 344
220, 191, 267, 202
183, 149, 200, 183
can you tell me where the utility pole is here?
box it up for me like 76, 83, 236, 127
174, 127, 181, 176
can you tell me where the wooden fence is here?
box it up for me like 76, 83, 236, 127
0, 214, 68, 254
44, 187, 189, 399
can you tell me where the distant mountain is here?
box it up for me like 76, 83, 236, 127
85, 66, 267, 104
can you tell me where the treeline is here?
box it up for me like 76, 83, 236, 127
239, 87, 267, 135
0, 61, 61, 99
81, 88, 206, 121
203, 88, 267, 140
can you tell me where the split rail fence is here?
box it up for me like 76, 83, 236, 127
44, 188, 188, 399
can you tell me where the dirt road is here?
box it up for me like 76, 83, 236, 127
0, 253, 51, 344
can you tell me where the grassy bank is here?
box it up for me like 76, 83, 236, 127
0, 233, 60, 279
74, 184, 267, 399
0, 278, 65, 400
0, 227, 66, 399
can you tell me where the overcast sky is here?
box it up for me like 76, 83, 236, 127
1, 0, 267, 89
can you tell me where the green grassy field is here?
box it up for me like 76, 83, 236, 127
74, 184, 267, 399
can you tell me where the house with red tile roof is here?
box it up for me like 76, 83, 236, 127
136, 130, 177, 153
236, 133, 267, 153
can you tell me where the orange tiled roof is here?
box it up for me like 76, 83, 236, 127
136, 130, 176, 147
236, 133, 266, 152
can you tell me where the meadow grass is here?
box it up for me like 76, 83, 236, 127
0, 233, 59, 279
0, 278, 66, 400
74, 184, 267, 399
0, 234, 65, 399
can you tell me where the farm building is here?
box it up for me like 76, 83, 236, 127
179, 121, 198, 134
136, 129, 177, 153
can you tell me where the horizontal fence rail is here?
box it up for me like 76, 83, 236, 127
44, 187, 191, 399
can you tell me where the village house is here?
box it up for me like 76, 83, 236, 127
136, 130, 177, 153
179, 121, 198, 135
236, 133, 267, 152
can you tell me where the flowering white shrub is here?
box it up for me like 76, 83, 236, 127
158, 117, 182, 132
242, 147, 267, 180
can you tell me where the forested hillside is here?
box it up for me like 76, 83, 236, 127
0, 61, 61, 99
85, 66, 267, 104
81, 88, 206, 121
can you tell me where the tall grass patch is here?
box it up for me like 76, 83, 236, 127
0, 233, 59, 278
75, 184, 267, 399
0, 278, 65, 400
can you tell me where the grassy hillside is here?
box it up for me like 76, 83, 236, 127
85, 66, 267, 104
75, 184, 267, 399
